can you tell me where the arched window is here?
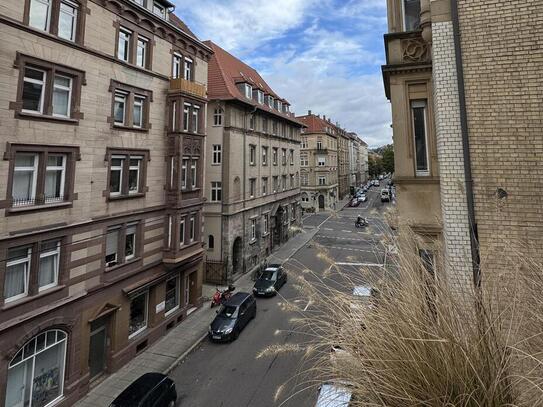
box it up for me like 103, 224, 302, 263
6, 329, 68, 407
213, 107, 223, 126
208, 235, 214, 249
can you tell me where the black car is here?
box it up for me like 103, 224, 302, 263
109, 372, 176, 407
253, 265, 287, 297
208, 292, 256, 342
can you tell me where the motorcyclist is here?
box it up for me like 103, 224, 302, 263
357, 215, 363, 225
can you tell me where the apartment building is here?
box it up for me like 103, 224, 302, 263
336, 126, 350, 198
356, 137, 369, 185
297, 112, 339, 212
203, 41, 303, 284
383, 0, 543, 287
0, 1, 210, 405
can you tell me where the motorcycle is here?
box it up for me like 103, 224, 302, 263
355, 218, 368, 228
211, 285, 235, 308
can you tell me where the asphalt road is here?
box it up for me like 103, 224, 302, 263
171, 182, 393, 407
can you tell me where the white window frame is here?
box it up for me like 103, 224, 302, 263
105, 227, 120, 267
133, 95, 145, 128
110, 155, 125, 196
318, 157, 326, 166
244, 84, 252, 99
58, 0, 78, 41
211, 181, 222, 202
411, 100, 430, 176
249, 178, 256, 198
5, 247, 31, 302
22, 68, 46, 114
114, 91, 127, 125
136, 36, 148, 68
190, 159, 197, 188
152, 1, 166, 18
212, 144, 222, 165
213, 108, 223, 126
301, 138, 307, 148
128, 156, 142, 195
171, 101, 177, 131
168, 215, 173, 248
164, 275, 180, 316
38, 241, 60, 292
181, 157, 189, 189
262, 177, 267, 196
267, 96, 274, 108
263, 214, 268, 235
13, 153, 38, 206
249, 145, 256, 165
262, 147, 268, 165
319, 176, 326, 186
192, 106, 200, 133
125, 223, 137, 261
183, 103, 190, 132
290, 150, 294, 165
118, 28, 131, 62
128, 291, 148, 339
179, 218, 185, 247
251, 218, 257, 241
189, 215, 195, 242
172, 53, 182, 79
52, 74, 73, 118
45, 154, 66, 202
29, 0, 52, 32
257, 90, 264, 104
184, 57, 193, 81
401, 0, 421, 32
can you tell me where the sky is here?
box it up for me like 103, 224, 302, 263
174, 0, 392, 148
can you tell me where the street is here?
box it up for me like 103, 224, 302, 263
170, 185, 393, 407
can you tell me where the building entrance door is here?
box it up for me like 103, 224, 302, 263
318, 195, 325, 209
89, 317, 108, 379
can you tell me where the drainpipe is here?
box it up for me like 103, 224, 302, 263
451, 0, 480, 286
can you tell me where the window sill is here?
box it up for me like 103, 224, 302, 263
108, 193, 146, 201
211, 163, 221, 166
2, 285, 65, 310
105, 257, 141, 273
262, 232, 270, 238
112, 124, 150, 133
16, 111, 79, 124
6, 201, 72, 215
249, 239, 257, 245
128, 327, 147, 341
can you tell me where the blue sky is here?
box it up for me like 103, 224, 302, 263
174, 0, 392, 148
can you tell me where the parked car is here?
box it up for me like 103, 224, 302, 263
380, 189, 390, 202
350, 198, 359, 207
315, 382, 353, 407
357, 194, 367, 203
208, 292, 256, 342
379, 175, 384, 180
253, 264, 287, 296
350, 285, 379, 317
373, 179, 380, 186
109, 373, 177, 407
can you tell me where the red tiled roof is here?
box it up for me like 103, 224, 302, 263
204, 40, 303, 126
296, 114, 340, 134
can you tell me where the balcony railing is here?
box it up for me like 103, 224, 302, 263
170, 78, 207, 99
11, 195, 68, 207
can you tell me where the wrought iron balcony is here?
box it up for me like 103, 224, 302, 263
170, 78, 207, 99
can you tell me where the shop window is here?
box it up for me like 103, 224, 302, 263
129, 291, 148, 338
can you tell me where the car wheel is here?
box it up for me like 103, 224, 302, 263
232, 329, 239, 341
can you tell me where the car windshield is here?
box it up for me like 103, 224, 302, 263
260, 270, 277, 281
218, 304, 238, 318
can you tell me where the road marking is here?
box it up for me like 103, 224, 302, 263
336, 262, 385, 267
341, 230, 351, 233
316, 214, 332, 229
323, 228, 333, 231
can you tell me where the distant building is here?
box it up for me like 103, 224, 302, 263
203, 41, 303, 284
297, 112, 339, 211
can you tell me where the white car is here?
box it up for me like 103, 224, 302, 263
315, 382, 353, 407
357, 194, 367, 203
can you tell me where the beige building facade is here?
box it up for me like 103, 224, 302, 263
0, 0, 210, 405
297, 113, 339, 212
203, 42, 303, 284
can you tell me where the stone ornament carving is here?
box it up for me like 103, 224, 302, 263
183, 138, 202, 156
402, 38, 430, 63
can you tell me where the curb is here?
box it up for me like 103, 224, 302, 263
164, 331, 208, 375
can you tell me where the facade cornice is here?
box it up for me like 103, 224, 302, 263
217, 99, 304, 128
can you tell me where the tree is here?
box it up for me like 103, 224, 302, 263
381, 144, 395, 174
368, 155, 383, 177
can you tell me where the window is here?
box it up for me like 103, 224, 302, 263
262, 147, 268, 165
411, 100, 429, 176
267, 95, 274, 108
273, 147, 278, 165
289, 149, 294, 165
276, 101, 282, 111
272, 176, 278, 193
192, 105, 200, 133
291, 203, 296, 220
290, 174, 294, 188
301, 173, 308, 186
171, 101, 177, 131
58, 0, 78, 41
52, 75, 72, 117
181, 158, 189, 189
28, 0, 83, 43
110, 81, 152, 130
179, 218, 185, 246
249, 115, 255, 130
172, 53, 182, 79
249, 178, 256, 198
108, 154, 144, 197
165, 276, 179, 315
153, 1, 166, 18
208, 235, 215, 250
38, 240, 60, 291
263, 214, 268, 235
129, 292, 148, 338
212, 144, 222, 164
105, 228, 119, 267
190, 159, 198, 188
184, 58, 193, 81
262, 117, 268, 133
317, 140, 323, 150
29, 0, 52, 32
183, 103, 190, 131
125, 223, 137, 260
167, 215, 173, 248
282, 175, 287, 191
318, 157, 326, 166
257, 90, 264, 104
6, 330, 67, 407
281, 149, 287, 165
272, 121, 277, 135
301, 193, 309, 202
211, 181, 222, 202
4, 247, 31, 302
402, 0, 421, 31
213, 108, 223, 126
136, 36, 148, 68
22, 68, 46, 114
419, 249, 435, 277
249, 145, 256, 165
251, 218, 257, 241
262, 177, 268, 195
133, 95, 145, 128
118, 28, 131, 62
318, 176, 326, 186
105, 222, 139, 268
300, 155, 308, 167
244, 84, 253, 99
189, 215, 195, 242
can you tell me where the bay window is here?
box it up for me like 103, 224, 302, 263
411, 100, 429, 176
192, 105, 200, 133
183, 103, 190, 131
190, 159, 198, 188
179, 218, 185, 246
181, 158, 189, 189
189, 215, 195, 242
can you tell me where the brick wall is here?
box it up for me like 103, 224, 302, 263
457, 1, 543, 268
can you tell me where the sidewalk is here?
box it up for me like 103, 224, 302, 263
75, 227, 318, 407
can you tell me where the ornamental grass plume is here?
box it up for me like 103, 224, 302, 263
264, 224, 543, 406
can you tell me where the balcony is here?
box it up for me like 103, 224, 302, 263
314, 148, 328, 154
170, 78, 207, 99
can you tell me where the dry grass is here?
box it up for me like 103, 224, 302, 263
263, 222, 543, 406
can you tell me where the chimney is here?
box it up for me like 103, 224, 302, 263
308, 110, 312, 115
323, 115, 326, 121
